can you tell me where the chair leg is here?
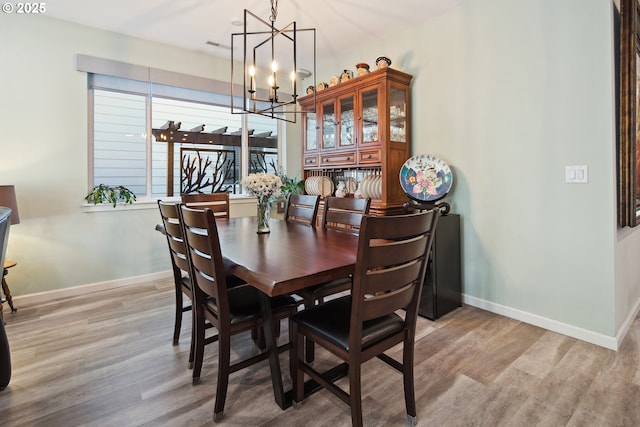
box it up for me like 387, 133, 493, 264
403, 339, 417, 423
303, 296, 315, 364
173, 287, 183, 346
252, 326, 266, 350
213, 334, 231, 422
349, 362, 363, 427
253, 320, 281, 344
188, 303, 196, 369
192, 309, 206, 385
274, 318, 281, 339
291, 321, 305, 406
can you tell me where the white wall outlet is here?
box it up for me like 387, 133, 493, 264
565, 165, 588, 183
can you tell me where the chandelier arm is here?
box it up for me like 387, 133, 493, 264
270, 0, 278, 23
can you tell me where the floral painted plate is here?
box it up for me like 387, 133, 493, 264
399, 154, 453, 202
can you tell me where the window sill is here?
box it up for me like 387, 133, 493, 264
82, 195, 257, 213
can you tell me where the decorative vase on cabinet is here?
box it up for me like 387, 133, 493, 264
298, 67, 413, 216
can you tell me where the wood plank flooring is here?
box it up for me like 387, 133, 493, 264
1, 277, 639, 426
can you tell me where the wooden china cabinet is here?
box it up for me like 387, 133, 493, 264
297, 67, 413, 216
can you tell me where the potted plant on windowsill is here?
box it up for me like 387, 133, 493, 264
84, 184, 137, 208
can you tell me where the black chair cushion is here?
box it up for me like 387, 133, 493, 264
292, 296, 404, 351
181, 272, 244, 294
205, 284, 297, 325
225, 273, 246, 289
297, 277, 351, 298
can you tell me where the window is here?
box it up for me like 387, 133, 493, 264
84, 57, 280, 200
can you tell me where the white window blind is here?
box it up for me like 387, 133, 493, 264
85, 57, 280, 199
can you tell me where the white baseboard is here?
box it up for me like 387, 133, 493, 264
463, 294, 619, 350
10, 274, 635, 352
615, 296, 640, 350
12, 271, 173, 308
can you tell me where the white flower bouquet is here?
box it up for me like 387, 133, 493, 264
241, 172, 283, 203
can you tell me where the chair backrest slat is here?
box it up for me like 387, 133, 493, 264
364, 258, 424, 296
158, 201, 191, 274
181, 193, 230, 219
351, 211, 439, 327
180, 205, 231, 322
322, 197, 371, 233
284, 194, 320, 225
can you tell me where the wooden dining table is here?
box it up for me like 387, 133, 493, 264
215, 216, 360, 409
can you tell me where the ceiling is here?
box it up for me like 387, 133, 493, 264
45, 0, 465, 62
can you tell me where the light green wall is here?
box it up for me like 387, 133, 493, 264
2, 1, 640, 343
320, 0, 629, 338
0, 14, 256, 295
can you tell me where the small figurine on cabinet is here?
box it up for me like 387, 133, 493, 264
376, 56, 392, 70
317, 82, 329, 91
335, 182, 346, 198
306, 85, 315, 95
329, 75, 339, 87
340, 69, 353, 82
356, 63, 370, 76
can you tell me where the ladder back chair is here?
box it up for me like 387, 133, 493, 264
290, 210, 439, 427
157, 200, 198, 367
283, 194, 320, 226
180, 205, 298, 422
296, 196, 371, 364
157, 201, 250, 370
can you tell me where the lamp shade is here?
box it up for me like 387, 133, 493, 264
0, 185, 20, 225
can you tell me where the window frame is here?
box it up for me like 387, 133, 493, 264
80, 55, 283, 207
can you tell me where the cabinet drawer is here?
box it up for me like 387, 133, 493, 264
358, 149, 381, 165
304, 155, 319, 168
319, 151, 356, 167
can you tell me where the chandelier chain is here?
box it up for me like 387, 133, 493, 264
270, 0, 278, 23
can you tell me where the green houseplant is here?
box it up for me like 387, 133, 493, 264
272, 166, 305, 214
279, 174, 305, 197
84, 184, 137, 207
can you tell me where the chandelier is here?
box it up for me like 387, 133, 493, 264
231, 0, 316, 123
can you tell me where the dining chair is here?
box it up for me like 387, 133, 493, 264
181, 192, 230, 219
290, 210, 439, 427
283, 194, 320, 225
296, 196, 371, 364
182, 193, 275, 344
157, 201, 247, 369
157, 200, 197, 366
180, 205, 298, 421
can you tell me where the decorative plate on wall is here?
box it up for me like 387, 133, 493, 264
399, 154, 453, 202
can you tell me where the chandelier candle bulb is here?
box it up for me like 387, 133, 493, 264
268, 75, 275, 100
248, 65, 256, 98
271, 60, 278, 95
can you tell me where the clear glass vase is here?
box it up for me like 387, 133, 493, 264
256, 198, 271, 233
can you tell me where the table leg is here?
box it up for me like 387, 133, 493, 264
258, 292, 291, 409
258, 293, 346, 410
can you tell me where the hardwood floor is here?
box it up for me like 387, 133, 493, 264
1, 277, 640, 426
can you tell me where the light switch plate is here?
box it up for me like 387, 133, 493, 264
565, 165, 588, 183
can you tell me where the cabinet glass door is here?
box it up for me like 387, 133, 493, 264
305, 112, 317, 151
322, 101, 335, 149
361, 88, 379, 144
339, 95, 355, 147
390, 87, 407, 142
